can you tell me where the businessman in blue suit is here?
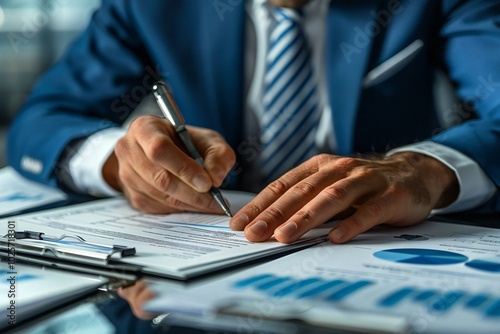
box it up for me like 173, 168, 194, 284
7, 0, 500, 245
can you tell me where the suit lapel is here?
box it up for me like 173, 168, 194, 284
327, 1, 378, 155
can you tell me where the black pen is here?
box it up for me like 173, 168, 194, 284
152, 81, 232, 217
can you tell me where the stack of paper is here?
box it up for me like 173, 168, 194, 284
1, 195, 333, 280
145, 220, 500, 333
0, 167, 68, 217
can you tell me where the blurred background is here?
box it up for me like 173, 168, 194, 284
0, 0, 101, 168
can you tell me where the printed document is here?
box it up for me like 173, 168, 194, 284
146, 220, 500, 333
0, 166, 67, 216
1, 194, 333, 279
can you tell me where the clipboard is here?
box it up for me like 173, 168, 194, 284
1, 230, 136, 265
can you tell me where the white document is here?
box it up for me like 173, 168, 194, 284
146, 220, 500, 333
0, 263, 106, 329
0, 166, 67, 216
1, 194, 333, 279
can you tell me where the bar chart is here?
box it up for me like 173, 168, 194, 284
233, 274, 373, 301
232, 273, 500, 319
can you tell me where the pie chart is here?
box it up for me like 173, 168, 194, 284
465, 258, 500, 273
373, 248, 468, 265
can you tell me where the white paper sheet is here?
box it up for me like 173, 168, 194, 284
146, 220, 500, 333
0, 167, 67, 216
1, 195, 333, 279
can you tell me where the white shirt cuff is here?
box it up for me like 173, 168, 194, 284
387, 141, 496, 215
69, 127, 126, 197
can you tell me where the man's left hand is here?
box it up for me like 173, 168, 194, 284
230, 152, 459, 244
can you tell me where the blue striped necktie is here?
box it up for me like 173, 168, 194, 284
260, 7, 321, 184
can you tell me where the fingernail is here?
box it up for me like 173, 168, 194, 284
247, 220, 267, 238
276, 222, 297, 239
192, 174, 211, 192
330, 228, 345, 242
230, 214, 249, 230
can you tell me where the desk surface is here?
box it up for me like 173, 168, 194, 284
3, 213, 500, 334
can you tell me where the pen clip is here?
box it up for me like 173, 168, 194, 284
152, 81, 186, 130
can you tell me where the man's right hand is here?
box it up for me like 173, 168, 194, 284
102, 115, 235, 214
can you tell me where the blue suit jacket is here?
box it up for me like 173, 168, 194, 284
7, 0, 500, 211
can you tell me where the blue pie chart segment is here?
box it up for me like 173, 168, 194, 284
374, 248, 468, 265
465, 258, 500, 273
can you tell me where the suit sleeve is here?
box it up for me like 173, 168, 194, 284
6, 0, 154, 188
430, 0, 500, 210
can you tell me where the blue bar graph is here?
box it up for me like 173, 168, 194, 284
297, 279, 345, 298
413, 290, 437, 302
428, 290, 465, 314
378, 288, 415, 307
255, 277, 291, 290
272, 278, 322, 297
232, 274, 500, 319
465, 294, 490, 309
232, 275, 372, 302
326, 280, 373, 301
485, 299, 500, 317
378, 286, 500, 318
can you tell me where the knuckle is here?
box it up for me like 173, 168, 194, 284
322, 185, 349, 204
246, 203, 264, 217
153, 169, 172, 190
165, 197, 187, 211
364, 201, 385, 218
264, 206, 286, 222
267, 179, 289, 196
222, 147, 236, 165
315, 153, 332, 163
198, 127, 216, 136
336, 157, 358, 169
292, 181, 317, 197
114, 138, 129, 159
145, 137, 168, 163
173, 162, 196, 180
128, 117, 143, 131
295, 209, 315, 224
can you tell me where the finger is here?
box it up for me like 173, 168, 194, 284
117, 130, 221, 213
230, 159, 319, 231
242, 171, 338, 242
329, 197, 391, 244
189, 126, 236, 187
131, 117, 213, 192
122, 165, 222, 214
273, 176, 379, 243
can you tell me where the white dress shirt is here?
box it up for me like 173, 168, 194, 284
68, 0, 496, 214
